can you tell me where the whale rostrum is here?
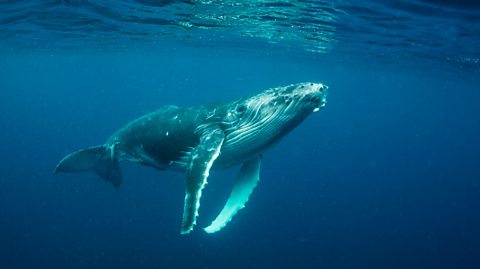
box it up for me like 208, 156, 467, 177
55, 82, 329, 234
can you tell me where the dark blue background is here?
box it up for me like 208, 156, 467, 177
1, 46, 479, 269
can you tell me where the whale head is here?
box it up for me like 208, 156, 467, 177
220, 82, 328, 160
268, 82, 328, 113
242, 82, 328, 125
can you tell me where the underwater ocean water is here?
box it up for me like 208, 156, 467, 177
1, 0, 480, 268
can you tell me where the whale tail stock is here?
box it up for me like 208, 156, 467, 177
54, 145, 122, 188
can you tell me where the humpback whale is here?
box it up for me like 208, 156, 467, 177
55, 82, 328, 234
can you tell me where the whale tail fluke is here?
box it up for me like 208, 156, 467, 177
54, 145, 122, 188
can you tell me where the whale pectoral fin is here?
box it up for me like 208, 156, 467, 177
204, 155, 261, 234
181, 128, 225, 234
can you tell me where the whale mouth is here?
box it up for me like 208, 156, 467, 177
310, 95, 327, 112
313, 100, 327, 113
312, 84, 328, 112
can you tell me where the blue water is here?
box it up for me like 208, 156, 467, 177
1, 1, 480, 269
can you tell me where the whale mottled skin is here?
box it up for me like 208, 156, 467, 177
55, 82, 329, 234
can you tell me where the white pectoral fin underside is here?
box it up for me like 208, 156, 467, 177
204, 155, 261, 234
181, 127, 225, 234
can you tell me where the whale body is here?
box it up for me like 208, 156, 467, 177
55, 82, 329, 234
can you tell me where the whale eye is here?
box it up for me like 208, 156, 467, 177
236, 105, 246, 113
